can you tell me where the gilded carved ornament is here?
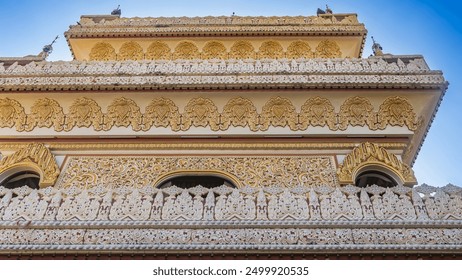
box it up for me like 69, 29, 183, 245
315, 39, 342, 58
377, 96, 419, 130
338, 96, 377, 130
182, 97, 220, 130
104, 97, 142, 131
337, 142, 417, 186
65, 97, 103, 131
87, 40, 345, 61
146, 41, 171, 60
89, 42, 116, 61
286, 41, 314, 59
220, 97, 259, 131
143, 97, 181, 131
118, 41, 144, 60
0, 96, 420, 133
229, 41, 256, 59
258, 41, 284, 59
202, 41, 227, 60
26, 98, 65, 132
0, 143, 59, 188
260, 97, 298, 131
299, 96, 337, 130
173, 41, 200, 60
0, 98, 26, 131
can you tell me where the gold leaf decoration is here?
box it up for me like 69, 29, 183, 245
143, 97, 181, 131
182, 97, 220, 131
221, 97, 259, 131
337, 142, 417, 186
65, 97, 103, 131
315, 40, 342, 58
89, 42, 116, 61
260, 96, 298, 130
118, 41, 144, 60
258, 41, 284, 59
146, 41, 171, 60
0, 98, 26, 131
104, 97, 142, 131
287, 41, 314, 59
202, 41, 227, 59
299, 96, 337, 130
0, 143, 60, 187
27, 98, 65, 132
229, 41, 255, 59
377, 96, 418, 131
338, 96, 377, 130
173, 41, 200, 60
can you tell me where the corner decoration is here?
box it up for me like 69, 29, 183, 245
337, 142, 417, 186
0, 143, 60, 188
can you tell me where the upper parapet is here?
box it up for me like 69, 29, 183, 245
65, 13, 367, 61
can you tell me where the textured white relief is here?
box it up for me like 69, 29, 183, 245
0, 184, 461, 223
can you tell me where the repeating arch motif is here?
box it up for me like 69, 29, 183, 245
0, 96, 419, 132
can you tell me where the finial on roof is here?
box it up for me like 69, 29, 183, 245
111, 5, 121, 16
317, 4, 333, 15
232, 12, 235, 17
325, 5, 333, 14
39, 35, 59, 59
371, 36, 384, 56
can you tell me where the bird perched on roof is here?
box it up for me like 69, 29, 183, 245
317, 5, 333, 15
111, 5, 121, 16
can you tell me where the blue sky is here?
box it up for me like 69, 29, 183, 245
1, 0, 461, 187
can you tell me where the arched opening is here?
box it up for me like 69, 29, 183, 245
355, 170, 398, 188
157, 174, 237, 189
0, 171, 40, 189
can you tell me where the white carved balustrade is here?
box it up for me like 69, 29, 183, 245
0, 184, 461, 222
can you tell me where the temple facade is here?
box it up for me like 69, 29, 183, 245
0, 11, 460, 259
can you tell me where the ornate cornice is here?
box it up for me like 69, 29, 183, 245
0, 143, 59, 187
67, 14, 365, 38
337, 142, 417, 186
0, 96, 420, 133
0, 57, 446, 92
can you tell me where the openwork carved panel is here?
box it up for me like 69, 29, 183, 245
89, 42, 116, 61
56, 155, 338, 189
118, 41, 144, 60
337, 142, 417, 185
146, 41, 171, 60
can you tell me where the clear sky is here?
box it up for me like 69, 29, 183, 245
1, 0, 461, 187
